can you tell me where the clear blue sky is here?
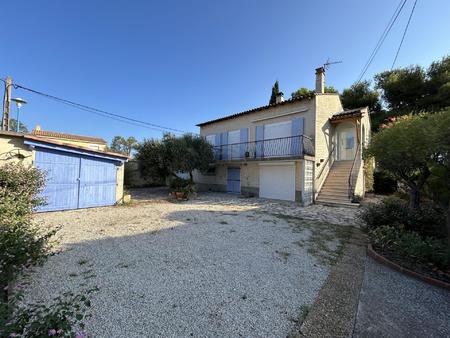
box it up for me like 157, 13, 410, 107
1, 0, 449, 143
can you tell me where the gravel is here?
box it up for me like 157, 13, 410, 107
25, 193, 356, 337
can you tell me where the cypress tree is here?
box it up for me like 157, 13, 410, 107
269, 80, 280, 105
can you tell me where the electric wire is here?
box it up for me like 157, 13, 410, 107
391, 0, 418, 70
356, 0, 408, 83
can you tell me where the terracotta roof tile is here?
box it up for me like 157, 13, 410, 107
31, 129, 107, 144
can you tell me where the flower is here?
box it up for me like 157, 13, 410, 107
48, 329, 57, 336
9, 333, 18, 338
75, 331, 87, 338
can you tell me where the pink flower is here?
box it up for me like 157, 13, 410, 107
9, 334, 18, 338
48, 329, 57, 336
75, 332, 87, 338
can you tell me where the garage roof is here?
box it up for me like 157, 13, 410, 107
0, 131, 129, 161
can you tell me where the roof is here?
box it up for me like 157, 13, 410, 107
24, 135, 129, 159
196, 95, 316, 127
329, 107, 367, 122
0, 130, 128, 160
31, 129, 107, 144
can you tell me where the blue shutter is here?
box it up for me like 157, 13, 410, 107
239, 128, 248, 159
221, 132, 228, 160
255, 125, 264, 158
291, 117, 305, 156
214, 134, 221, 160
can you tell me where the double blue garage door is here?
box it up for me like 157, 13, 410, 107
34, 147, 117, 212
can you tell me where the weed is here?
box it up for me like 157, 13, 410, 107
77, 259, 89, 266
219, 220, 228, 225
275, 249, 291, 263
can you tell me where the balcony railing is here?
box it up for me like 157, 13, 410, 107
213, 135, 314, 161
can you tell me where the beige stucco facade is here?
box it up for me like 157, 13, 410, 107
195, 90, 370, 204
0, 132, 126, 207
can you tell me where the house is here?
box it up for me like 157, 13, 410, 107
31, 125, 108, 151
0, 129, 128, 212
194, 68, 371, 206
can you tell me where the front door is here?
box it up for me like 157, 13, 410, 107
227, 168, 240, 193
338, 127, 356, 160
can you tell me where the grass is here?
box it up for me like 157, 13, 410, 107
268, 213, 353, 266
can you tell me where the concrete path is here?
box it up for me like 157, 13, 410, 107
353, 256, 450, 338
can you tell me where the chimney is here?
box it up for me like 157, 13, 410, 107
275, 92, 285, 104
315, 67, 325, 94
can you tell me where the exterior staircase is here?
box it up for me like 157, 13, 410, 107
316, 160, 359, 208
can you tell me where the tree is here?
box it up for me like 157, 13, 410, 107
269, 80, 280, 105
341, 80, 381, 112
374, 55, 450, 113
324, 85, 338, 94
8, 119, 28, 133
136, 133, 214, 182
291, 87, 314, 100
427, 110, 450, 244
365, 115, 435, 209
110, 136, 138, 156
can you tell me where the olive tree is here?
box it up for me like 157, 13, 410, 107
136, 133, 214, 182
365, 115, 435, 209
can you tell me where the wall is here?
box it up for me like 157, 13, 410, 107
200, 99, 316, 142
116, 162, 125, 202
0, 134, 33, 166
314, 94, 343, 179
124, 160, 164, 188
37, 137, 107, 151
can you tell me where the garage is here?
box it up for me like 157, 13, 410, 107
259, 162, 295, 201
23, 138, 127, 212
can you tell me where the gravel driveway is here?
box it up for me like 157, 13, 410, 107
27, 193, 357, 337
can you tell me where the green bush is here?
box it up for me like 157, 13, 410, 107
373, 170, 397, 194
358, 196, 446, 237
2, 289, 97, 338
370, 226, 450, 269
169, 177, 196, 197
0, 163, 56, 303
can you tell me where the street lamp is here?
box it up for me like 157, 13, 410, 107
11, 97, 27, 132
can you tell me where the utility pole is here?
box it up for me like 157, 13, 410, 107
1, 76, 12, 131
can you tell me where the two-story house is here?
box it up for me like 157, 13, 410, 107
194, 68, 371, 207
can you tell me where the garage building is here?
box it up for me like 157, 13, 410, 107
0, 130, 128, 212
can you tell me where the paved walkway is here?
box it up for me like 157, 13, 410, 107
353, 256, 450, 338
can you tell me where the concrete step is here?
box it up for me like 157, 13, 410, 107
319, 192, 349, 199
316, 199, 359, 208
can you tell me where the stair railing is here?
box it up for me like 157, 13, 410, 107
315, 144, 335, 196
348, 144, 361, 200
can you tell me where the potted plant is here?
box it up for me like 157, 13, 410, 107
169, 177, 196, 200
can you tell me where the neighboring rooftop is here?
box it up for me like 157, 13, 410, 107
31, 128, 107, 145
0, 130, 128, 159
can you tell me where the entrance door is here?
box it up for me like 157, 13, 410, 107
227, 168, 240, 193
338, 127, 356, 160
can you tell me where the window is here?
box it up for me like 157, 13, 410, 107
346, 136, 355, 149
206, 135, 215, 146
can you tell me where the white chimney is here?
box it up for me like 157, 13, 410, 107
315, 67, 325, 94
275, 92, 285, 104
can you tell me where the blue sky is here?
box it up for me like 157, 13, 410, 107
1, 0, 449, 143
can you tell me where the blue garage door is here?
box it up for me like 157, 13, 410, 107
227, 168, 240, 193
34, 148, 117, 212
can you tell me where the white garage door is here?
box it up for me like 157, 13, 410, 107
259, 163, 295, 201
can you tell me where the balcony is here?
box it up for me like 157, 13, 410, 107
213, 135, 314, 161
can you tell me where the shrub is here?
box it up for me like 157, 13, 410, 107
373, 170, 397, 194
169, 177, 196, 197
1, 289, 96, 338
0, 163, 57, 303
370, 226, 450, 269
358, 196, 446, 237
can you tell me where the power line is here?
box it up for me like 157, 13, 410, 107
391, 0, 418, 70
356, 0, 408, 83
2, 78, 191, 134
